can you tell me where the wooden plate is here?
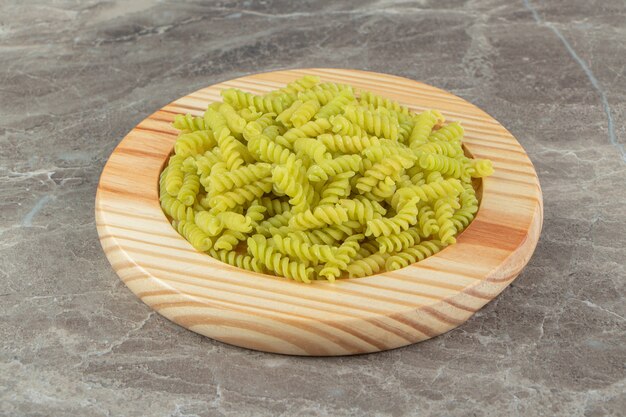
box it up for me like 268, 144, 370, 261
96, 68, 543, 356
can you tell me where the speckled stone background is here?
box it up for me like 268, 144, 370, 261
1, 0, 625, 416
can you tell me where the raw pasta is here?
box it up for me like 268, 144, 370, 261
160, 76, 493, 282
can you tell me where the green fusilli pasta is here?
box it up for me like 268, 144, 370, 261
409, 110, 444, 149
161, 76, 493, 282
291, 99, 320, 127
209, 249, 265, 273
173, 113, 206, 132
316, 90, 354, 120
329, 115, 366, 137
272, 235, 338, 264
289, 204, 349, 230
175, 131, 217, 158
247, 235, 313, 283
318, 172, 354, 206
343, 105, 400, 141
164, 155, 185, 196
221, 88, 288, 113
243, 112, 276, 141
317, 133, 381, 154
385, 240, 444, 271
177, 172, 200, 206
219, 103, 247, 134
176, 220, 212, 252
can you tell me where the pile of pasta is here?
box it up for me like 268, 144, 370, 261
160, 76, 493, 283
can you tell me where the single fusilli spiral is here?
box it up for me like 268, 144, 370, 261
318, 171, 355, 206
361, 176, 397, 201
316, 89, 354, 120
385, 240, 444, 271
163, 155, 185, 196
248, 134, 297, 166
272, 159, 315, 210
398, 120, 414, 143
294, 137, 331, 164
194, 211, 223, 236
297, 87, 334, 105
297, 82, 353, 104
214, 230, 247, 251
238, 107, 262, 122
172, 113, 206, 132
160, 194, 194, 222
376, 228, 421, 254
195, 149, 222, 176
356, 154, 414, 193
204, 107, 230, 139
391, 178, 465, 207
209, 249, 265, 273
275, 100, 302, 127
221, 88, 288, 113
329, 115, 366, 137
210, 163, 272, 193
262, 125, 283, 141
290, 99, 320, 127
272, 235, 338, 264
243, 112, 277, 141
416, 140, 462, 157
317, 133, 382, 154
359, 91, 411, 116
361, 144, 415, 166
409, 110, 444, 149
450, 190, 478, 231
174, 130, 217, 157
319, 237, 361, 281
290, 223, 355, 246
219, 103, 247, 134
425, 170, 444, 184
176, 220, 212, 252
365, 197, 419, 237
177, 172, 200, 206
289, 204, 349, 230
245, 203, 266, 228
247, 235, 313, 283
339, 198, 386, 224
433, 198, 457, 245
417, 204, 439, 237
416, 152, 463, 178
307, 154, 363, 182
210, 178, 273, 212
216, 211, 253, 233
347, 252, 390, 278
281, 118, 332, 146
272, 75, 320, 100
428, 122, 463, 143
470, 159, 494, 177
343, 105, 399, 141
214, 133, 244, 171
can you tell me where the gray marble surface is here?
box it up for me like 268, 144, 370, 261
1, 0, 625, 416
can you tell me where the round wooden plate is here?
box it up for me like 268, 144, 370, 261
96, 68, 543, 356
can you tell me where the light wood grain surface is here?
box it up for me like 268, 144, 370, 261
96, 68, 543, 356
